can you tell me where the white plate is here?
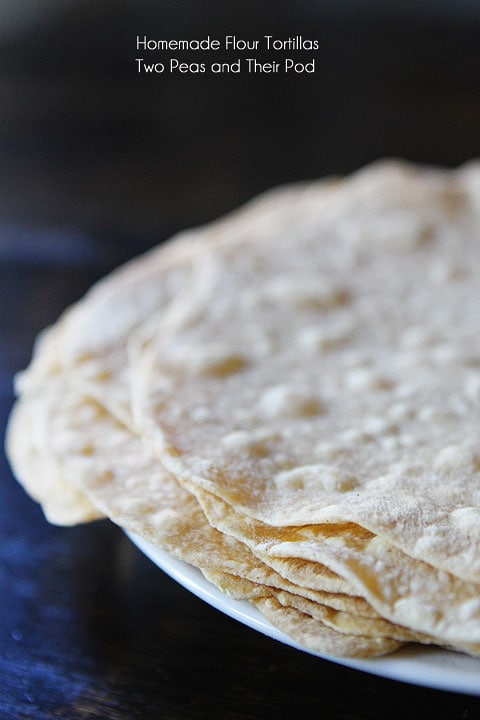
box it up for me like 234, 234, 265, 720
127, 531, 480, 696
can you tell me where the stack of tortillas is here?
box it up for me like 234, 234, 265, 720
7, 160, 480, 659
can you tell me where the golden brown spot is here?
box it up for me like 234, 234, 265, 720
79, 443, 95, 456
199, 355, 249, 378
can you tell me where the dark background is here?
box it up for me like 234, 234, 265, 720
2, 0, 480, 244
2, 2, 480, 718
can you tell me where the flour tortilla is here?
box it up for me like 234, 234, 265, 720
181, 480, 480, 648
130, 161, 480, 584
9, 377, 417, 656
11, 369, 480, 652
6, 400, 103, 525
15, 177, 336, 424
8, 377, 370, 609
7, 159, 480, 661
10, 174, 352, 515
252, 597, 403, 658
14, 229, 204, 426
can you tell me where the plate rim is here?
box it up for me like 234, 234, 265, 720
126, 530, 480, 697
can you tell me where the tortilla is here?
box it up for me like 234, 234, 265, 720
182, 480, 480, 647
8, 378, 363, 604
7, 159, 480, 660
6, 400, 103, 525
252, 597, 403, 658
129, 161, 480, 584
9, 377, 414, 656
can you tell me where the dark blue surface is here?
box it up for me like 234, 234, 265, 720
2, 2, 480, 717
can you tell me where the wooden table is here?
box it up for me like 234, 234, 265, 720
2, 2, 480, 716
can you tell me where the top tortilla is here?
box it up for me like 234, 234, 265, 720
129, 160, 480, 583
